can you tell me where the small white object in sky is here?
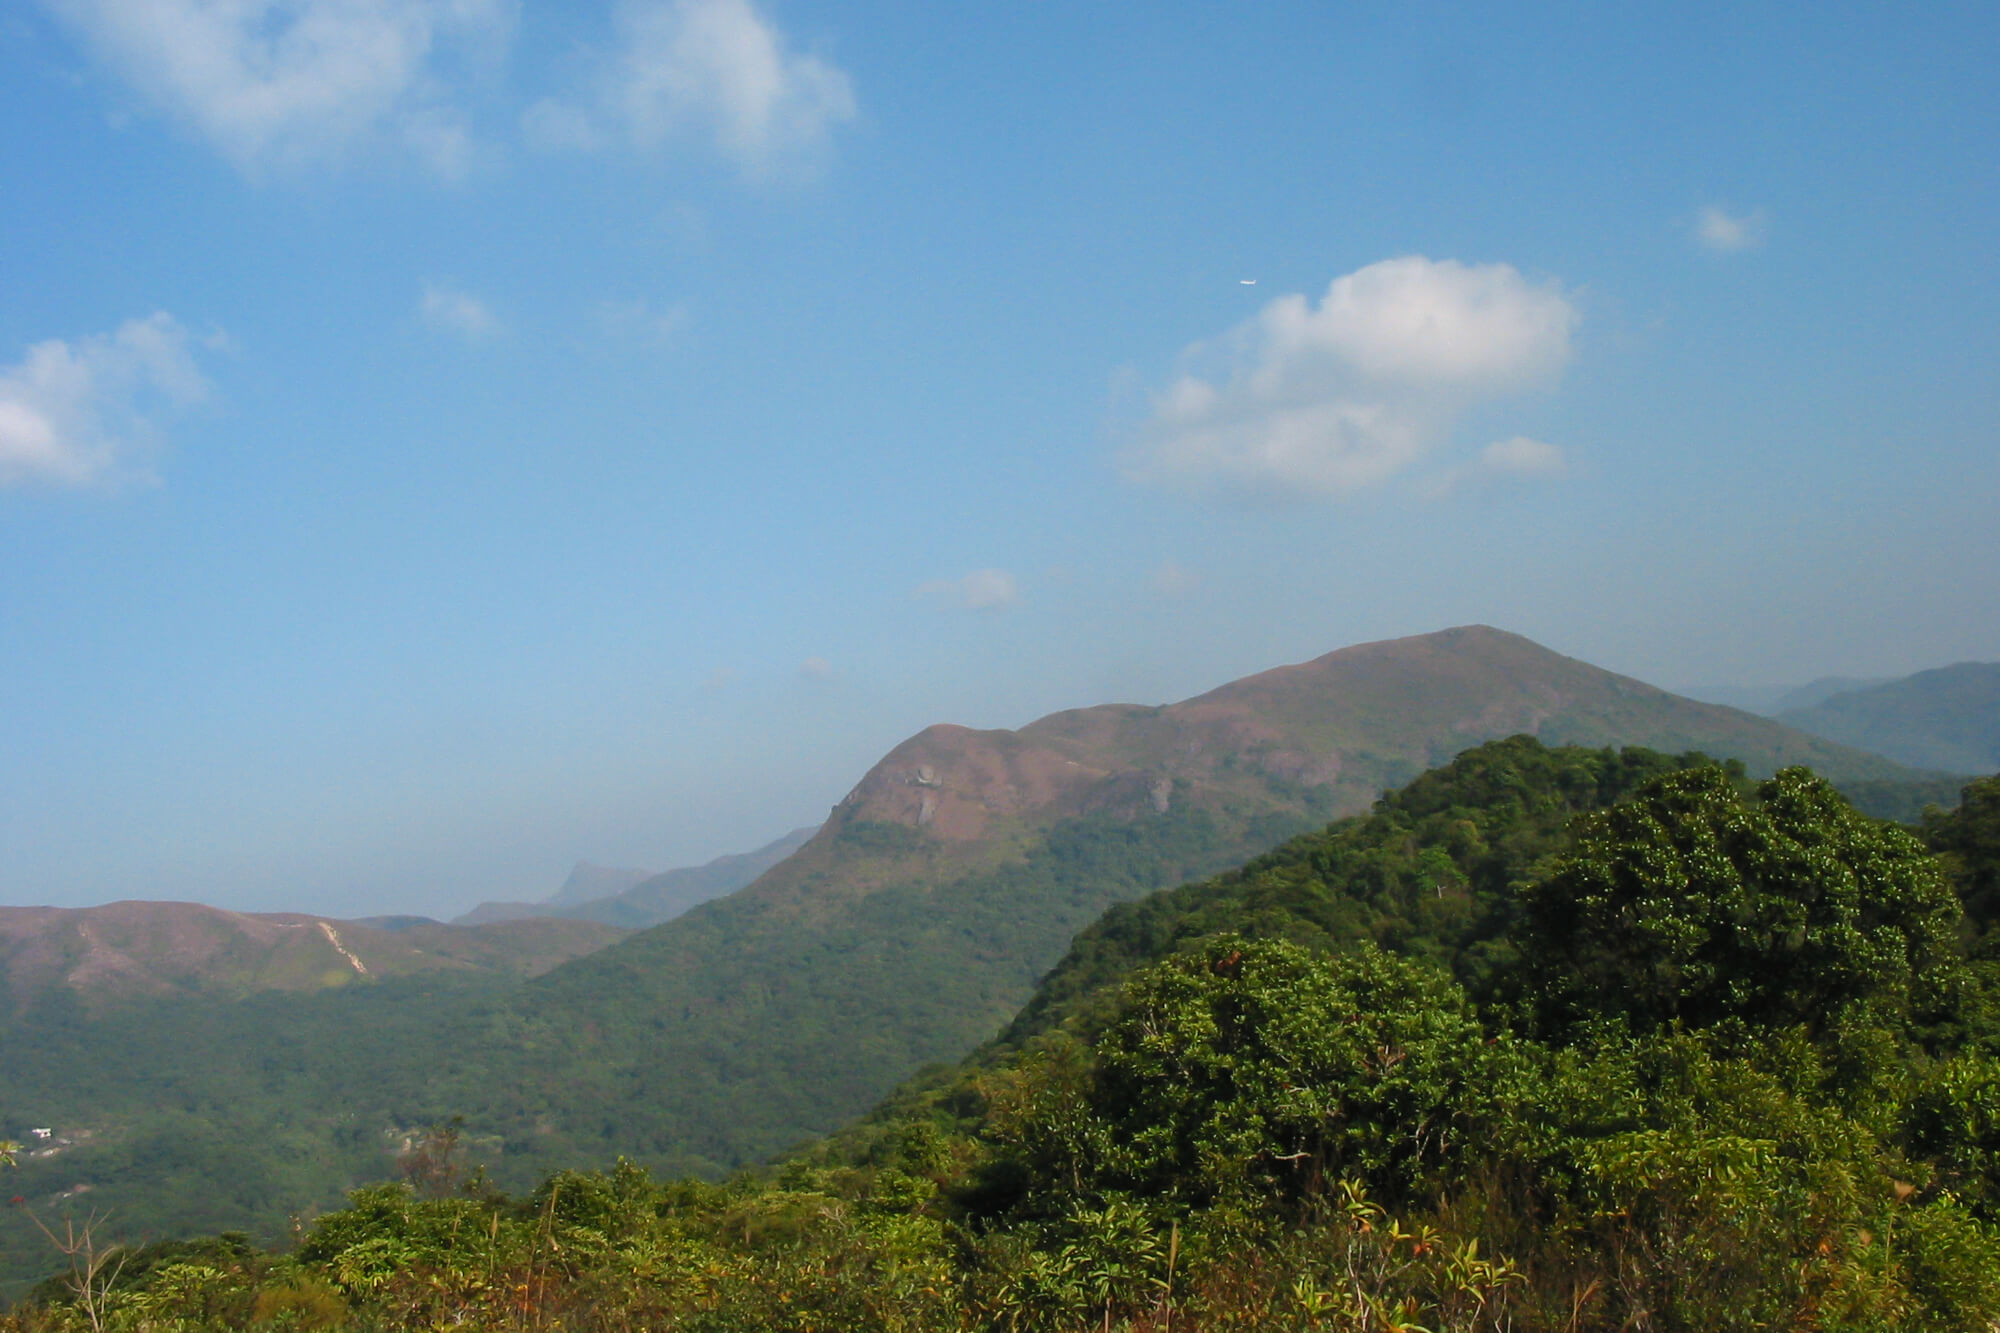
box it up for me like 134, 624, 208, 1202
1239, 278, 1257, 285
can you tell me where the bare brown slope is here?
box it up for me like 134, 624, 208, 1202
0, 901, 625, 1011
1167, 625, 1914, 776
750, 626, 1911, 904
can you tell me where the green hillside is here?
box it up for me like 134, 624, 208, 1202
9, 743, 1998, 1330
0, 629, 1955, 1298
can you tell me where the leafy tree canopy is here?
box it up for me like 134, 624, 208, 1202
1520, 765, 1964, 1039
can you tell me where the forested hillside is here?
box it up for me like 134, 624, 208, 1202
0, 629, 1963, 1302
8, 740, 1996, 1330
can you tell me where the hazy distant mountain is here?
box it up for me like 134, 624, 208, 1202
1679, 676, 1893, 716
0, 902, 625, 1012
454, 861, 653, 925
452, 829, 816, 929
549, 863, 655, 907
1777, 662, 2000, 774
554, 829, 818, 929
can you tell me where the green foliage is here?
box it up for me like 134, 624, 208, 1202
1084, 938, 1520, 1206
1520, 765, 1964, 1040
1926, 773, 2000, 942
8, 738, 2000, 1331
1004, 736, 1714, 1044
1840, 774, 1976, 825
0, 800, 1306, 1296
1909, 1051, 2000, 1216
1899, 1199, 2000, 1332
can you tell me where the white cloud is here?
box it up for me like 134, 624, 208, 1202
1696, 204, 1767, 253
46, 0, 517, 177
0, 313, 210, 488
528, 0, 856, 178
798, 655, 833, 679
420, 281, 501, 339
918, 568, 1020, 612
1124, 257, 1577, 501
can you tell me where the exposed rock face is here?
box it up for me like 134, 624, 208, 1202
839, 724, 1115, 840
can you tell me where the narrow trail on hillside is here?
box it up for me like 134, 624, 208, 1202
318, 922, 369, 976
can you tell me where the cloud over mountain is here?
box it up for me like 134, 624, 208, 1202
1123, 257, 1577, 500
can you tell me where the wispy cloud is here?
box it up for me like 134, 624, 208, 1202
1425, 435, 1569, 497
0, 313, 211, 488
46, 0, 518, 178
598, 297, 692, 343
1696, 204, 1767, 253
918, 568, 1020, 612
525, 0, 856, 179
1123, 256, 1578, 501
420, 282, 502, 339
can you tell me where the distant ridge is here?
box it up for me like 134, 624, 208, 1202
452, 828, 817, 929
806, 625, 1916, 852
454, 861, 653, 925
1779, 661, 2000, 774
1680, 675, 1894, 716
549, 863, 654, 908
0, 902, 626, 1011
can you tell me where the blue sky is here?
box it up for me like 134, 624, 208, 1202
3, 1, 1996, 916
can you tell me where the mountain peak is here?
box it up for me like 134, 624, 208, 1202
817, 626, 1911, 855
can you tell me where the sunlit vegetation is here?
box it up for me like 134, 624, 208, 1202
6, 741, 1999, 1329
